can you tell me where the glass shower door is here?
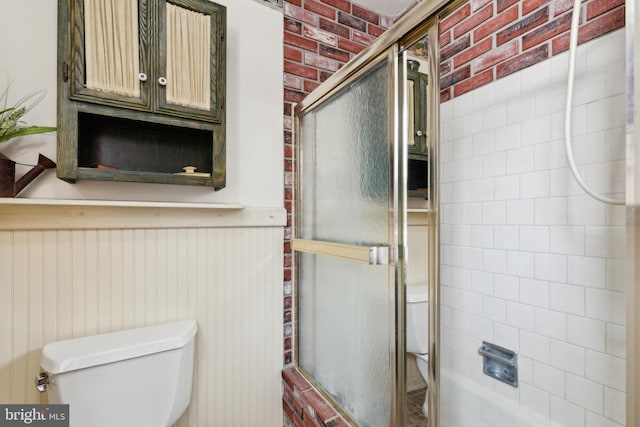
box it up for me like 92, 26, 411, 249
294, 52, 404, 426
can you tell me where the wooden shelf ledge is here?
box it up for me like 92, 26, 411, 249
0, 198, 286, 230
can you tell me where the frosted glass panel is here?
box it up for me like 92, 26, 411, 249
299, 60, 390, 246
299, 253, 390, 426
297, 58, 392, 426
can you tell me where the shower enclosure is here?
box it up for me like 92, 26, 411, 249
292, 0, 635, 425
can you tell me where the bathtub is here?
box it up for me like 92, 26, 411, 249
439, 370, 553, 427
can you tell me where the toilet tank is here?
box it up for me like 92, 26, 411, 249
406, 285, 429, 355
40, 320, 197, 427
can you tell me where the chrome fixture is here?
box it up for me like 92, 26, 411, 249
478, 342, 518, 387
35, 372, 50, 392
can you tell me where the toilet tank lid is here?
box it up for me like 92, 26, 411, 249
406, 285, 428, 303
40, 319, 197, 374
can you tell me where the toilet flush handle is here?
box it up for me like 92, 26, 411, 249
35, 372, 49, 392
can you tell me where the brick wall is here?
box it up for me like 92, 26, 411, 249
282, 0, 393, 368
281, 0, 625, 424
281, 2, 392, 424
282, 368, 351, 426
439, 0, 625, 101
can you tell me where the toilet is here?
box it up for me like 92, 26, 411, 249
406, 284, 429, 417
38, 319, 197, 427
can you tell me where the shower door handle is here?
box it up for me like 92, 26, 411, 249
292, 239, 391, 265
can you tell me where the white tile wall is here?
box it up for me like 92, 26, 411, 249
439, 29, 626, 427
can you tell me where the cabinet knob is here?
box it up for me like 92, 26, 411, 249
416, 130, 423, 137
158, 77, 167, 86
138, 73, 147, 82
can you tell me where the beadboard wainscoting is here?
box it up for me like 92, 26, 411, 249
0, 201, 286, 427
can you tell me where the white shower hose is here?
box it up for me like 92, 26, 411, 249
564, 0, 625, 205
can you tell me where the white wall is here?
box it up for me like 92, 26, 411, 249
440, 29, 627, 427
0, 0, 283, 207
0, 206, 285, 427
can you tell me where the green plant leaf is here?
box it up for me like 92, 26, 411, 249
0, 107, 16, 116
0, 126, 56, 143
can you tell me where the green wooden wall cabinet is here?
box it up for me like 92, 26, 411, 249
57, 0, 227, 188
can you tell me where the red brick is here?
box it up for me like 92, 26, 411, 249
302, 408, 319, 427
319, 17, 350, 38
496, 43, 549, 78
440, 65, 471, 90
285, 18, 303, 34
284, 73, 303, 90
453, 3, 494, 39
285, 60, 318, 79
284, 142, 293, 159
304, 80, 320, 92
284, 114, 293, 131
552, 7, 625, 54
337, 37, 366, 54
522, 12, 572, 50
523, 0, 548, 15
440, 3, 471, 33
304, 0, 336, 19
337, 11, 367, 31
352, 4, 379, 25
496, 7, 550, 46
287, 0, 302, 5
283, 368, 313, 392
285, 3, 319, 26
284, 32, 319, 52
554, 0, 574, 15
441, 34, 471, 61
440, 88, 452, 103
320, 0, 350, 13
304, 52, 340, 71
284, 103, 293, 117
454, 68, 493, 96
472, 39, 518, 73
319, 70, 333, 81
284, 89, 304, 103
497, 0, 518, 13
440, 60, 452, 75
284, 351, 292, 365
368, 23, 385, 37
284, 309, 292, 323
283, 400, 295, 422
586, 0, 624, 20
285, 46, 303, 62
454, 37, 493, 67
284, 266, 294, 280
440, 30, 451, 47
471, 0, 492, 12
303, 25, 338, 46
319, 44, 350, 62
474, 5, 518, 41
284, 295, 293, 309
302, 388, 337, 423
352, 29, 375, 45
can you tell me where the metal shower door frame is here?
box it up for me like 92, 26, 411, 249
293, 47, 405, 426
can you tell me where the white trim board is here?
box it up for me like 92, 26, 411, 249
0, 199, 286, 230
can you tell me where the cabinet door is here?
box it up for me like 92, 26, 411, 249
156, 0, 226, 123
69, 0, 151, 110
407, 70, 428, 157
